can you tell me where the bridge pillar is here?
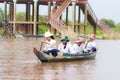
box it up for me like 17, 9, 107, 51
48, 2, 51, 32
9, 2, 14, 21
84, 4, 87, 35
52, 2, 57, 35
4, 1, 7, 20
26, 2, 31, 34
33, 0, 38, 35
93, 26, 96, 34
66, 7, 68, 26
13, 0, 17, 34
72, 1, 76, 32
78, 5, 81, 35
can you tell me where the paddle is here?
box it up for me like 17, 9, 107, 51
40, 42, 43, 51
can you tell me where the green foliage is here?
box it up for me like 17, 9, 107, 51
113, 22, 120, 32
39, 16, 44, 22
0, 8, 4, 20
101, 18, 116, 28
0, 28, 4, 35
38, 25, 48, 34
86, 22, 104, 35
16, 12, 26, 21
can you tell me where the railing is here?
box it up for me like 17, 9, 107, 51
49, 16, 78, 38
87, 3, 116, 35
52, 0, 71, 18
87, 3, 98, 23
1, 20, 16, 38
49, 16, 67, 32
97, 20, 114, 34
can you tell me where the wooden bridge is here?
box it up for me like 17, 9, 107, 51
0, 0, 116, 39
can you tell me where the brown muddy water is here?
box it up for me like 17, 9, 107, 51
0, 38, 120, 80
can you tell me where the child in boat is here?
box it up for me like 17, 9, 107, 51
41, 31, 58, 57
83, 34, 97, 53
58, 36, 71, 53
71, 37, 84, 54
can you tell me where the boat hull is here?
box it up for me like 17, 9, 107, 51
33, 48, 97, 62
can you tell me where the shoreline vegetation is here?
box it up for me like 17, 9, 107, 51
0, 8, 120, 40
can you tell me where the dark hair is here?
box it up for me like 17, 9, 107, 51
50, 36, 54, 40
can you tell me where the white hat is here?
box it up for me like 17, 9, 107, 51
75, 37, 83, 43
44, 31, 53, 38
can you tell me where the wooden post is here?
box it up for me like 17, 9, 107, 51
78, 5, 81, 35
74, 4, 76, 32
94, 26, 96, 34
52, 2, 56, 35
33, 0, 38, 35
48, 2, 51, 32
36, 3, 39, 34
13, 0, 17, 34
9, 2, 13, 21
4, 1, 7, 20
26, 2, 31, 34
72, 1, 76, 32
66, 7, 68, 25
84, 4, 87, 35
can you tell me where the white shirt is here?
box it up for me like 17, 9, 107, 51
43, 39, 56, 51
71, 43, 83, 54
85, 41, 96, 50
58, 42, 71, 53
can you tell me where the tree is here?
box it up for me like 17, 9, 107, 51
114, 22, 120, 32
16, 12, 26, 21
101, 18, 116, 28
0, 8, 4, 20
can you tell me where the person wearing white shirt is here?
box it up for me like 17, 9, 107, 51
42, 31, 58, 57
71, 37, 83, 54
58, 36, 71, 53
83, 34, 97, 53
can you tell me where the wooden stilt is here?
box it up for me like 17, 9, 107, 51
13, 0, 16, 34
48, 2, 51, 32
33, 0, 38, 35
84, 4, 87, 35
78, 5, 81, 35
66, 7, 68, 26
4, 1, 7, 20
72, 1, 76, 32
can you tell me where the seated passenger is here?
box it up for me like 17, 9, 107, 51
42, 31, 58, 57
71, 37, 84, 54
83, 34, 97, 53
58, 36, 71, 53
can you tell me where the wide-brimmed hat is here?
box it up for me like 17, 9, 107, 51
61, 36, 70, 42
90, 34, 96, 39
75, 37, 83, 43
44, 31, 53, 38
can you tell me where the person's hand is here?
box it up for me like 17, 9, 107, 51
42, 50, 46, 53
83, 49, 87, 52
41, 41, 49, 44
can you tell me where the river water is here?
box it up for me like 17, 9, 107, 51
0, 38, 120, 80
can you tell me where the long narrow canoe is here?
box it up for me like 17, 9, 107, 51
33, 48, 97, 62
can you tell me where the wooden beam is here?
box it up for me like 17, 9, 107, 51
33, 0, 38, 35
78, 5, 81, 34
13, 0, 17, 34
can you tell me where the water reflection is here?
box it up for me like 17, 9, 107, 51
0, 38, 120, 80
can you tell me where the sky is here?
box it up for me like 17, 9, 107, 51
89, 0, 120, 23
0, 0, 120, 23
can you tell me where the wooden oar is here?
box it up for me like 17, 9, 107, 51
40, 42, 43, 51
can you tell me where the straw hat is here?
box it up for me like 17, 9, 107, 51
75, 37, 83, 43
44, 31, 53, 38
61, 36, 70, 42
90, 34, 96, 39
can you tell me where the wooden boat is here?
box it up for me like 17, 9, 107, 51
33, 48, 97, 62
